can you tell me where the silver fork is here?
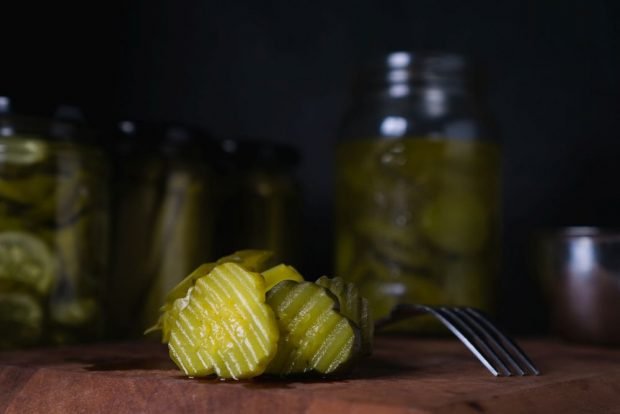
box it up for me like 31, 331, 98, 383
375, 304, 540, 377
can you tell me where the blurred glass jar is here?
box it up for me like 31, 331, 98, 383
214, 139, 301, 265
107, 122, 215, 339
0, 98, 108, 348
335, 52, 501, 332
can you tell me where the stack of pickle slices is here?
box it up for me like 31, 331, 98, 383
147, 250, 373, 380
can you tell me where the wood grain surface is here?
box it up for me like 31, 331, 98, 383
1, 338, 620, 414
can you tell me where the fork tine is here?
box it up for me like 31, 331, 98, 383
454, 308, 525, 376
429, 307, 511, 377
375, 304, 540, 376
437, 308, 513, 377
464, 308, 540, 376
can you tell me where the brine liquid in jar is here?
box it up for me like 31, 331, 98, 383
0, 107, 108, 348
336, 137, 500, 332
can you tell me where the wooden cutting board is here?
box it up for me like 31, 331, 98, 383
1, 338, 620, 414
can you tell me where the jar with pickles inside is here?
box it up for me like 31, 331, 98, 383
335, 53, 501, 332
0, 98, 108, 348
107, 122, 215, 339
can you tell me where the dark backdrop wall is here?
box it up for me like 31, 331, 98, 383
3, 0, 620, 333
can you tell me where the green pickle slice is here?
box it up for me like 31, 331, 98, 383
0, 231, 55, 295
265, 280, 360, 376
315, 276, 373, 356
147, 250, 274, 341
168, 262, 279, 379
167, 249, 274, 305
261, 263, 303, 291
152, 263, 214, 343
150, 252, 371, 380
165, 263, 215, 307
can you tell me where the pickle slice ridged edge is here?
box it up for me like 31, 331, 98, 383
316, 276, 374, 356
144, 263, 213, 341
168, 262, 279, 380
146, 250, 274, 342
266, 280, 361, 376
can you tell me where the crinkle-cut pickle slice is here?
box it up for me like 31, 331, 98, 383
168, 262, 279, 379
165, 263, 214, 307
146, 250, 274, 341
266, 280, 360, 376
144, 264, 213, 342
261, 263, 304, 291
169, 250, 274, 305
316, 276, 373, 356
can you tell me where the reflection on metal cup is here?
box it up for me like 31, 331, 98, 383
538, 227, 620, 345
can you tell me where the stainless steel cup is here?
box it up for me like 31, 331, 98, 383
538, 227, 620, 345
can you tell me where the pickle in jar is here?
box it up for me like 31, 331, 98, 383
0, 137, 49, 167
336, 137, 500, 326
0, 231, 55, 295
142, 171, 206, 325
0, 132, 107, 347
420, 190, 489, 255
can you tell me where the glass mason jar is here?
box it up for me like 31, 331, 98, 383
335, 52, 501, 332
108, 122, 215, 339
0, 98, 108, 348
214, 139, 301, 265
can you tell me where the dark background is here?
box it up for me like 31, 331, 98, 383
3, 0, 620, 333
